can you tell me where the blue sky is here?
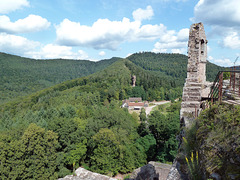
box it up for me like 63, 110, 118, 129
0, 0, 240, 67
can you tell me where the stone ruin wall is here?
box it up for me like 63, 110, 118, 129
180, 22, 208, 128
187, 22, 207, 84
167, 22, 211, 180
132, 75, 136, 87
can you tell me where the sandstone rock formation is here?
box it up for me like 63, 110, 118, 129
59, 162, 172, 180
167, 22, 212, 180
180, 22, 208, 128
166, 160, 188, 180
132, 75, 136, 87
129, 161, 171, 180
58, 167, 117, 180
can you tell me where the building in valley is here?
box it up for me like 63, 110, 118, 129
122, 97, 148, 110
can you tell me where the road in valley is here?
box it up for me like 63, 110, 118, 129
145, 101, 170, 116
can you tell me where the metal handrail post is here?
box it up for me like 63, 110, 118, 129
233, 67, 236, 91
218, 72, 223, 103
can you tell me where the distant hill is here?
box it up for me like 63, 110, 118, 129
0, 52, 119, 104
0, 55, 227, 179
0, 58, 183, 179
0, 58, 183, 112
0, 52, 225, 104
127, 52, 226, 85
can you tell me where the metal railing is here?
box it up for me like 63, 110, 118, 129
208, 70, 240, 103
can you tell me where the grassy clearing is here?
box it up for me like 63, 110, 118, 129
153, 102, 171, 114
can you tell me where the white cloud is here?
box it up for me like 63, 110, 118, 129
208, 56, 214, 61
56, 18, 141, 50
0, 15, 51, 34
99, 51, 106, 56
152, 48, 167, 53
153, 41, 187, 49
39, 44, 77, 59
212, 58, 233, 67
136, 24, 167, 41
55, 6, 179, 50
0, 32, 39, 55
56, 16, 170, 50
55, 5, 182, 51
223, 32, 240, 49
132, 5, 154, 22
152, 28, 188, 54
208, 56, 233, 67
0, 33, 89, 60
177, 28, 189, 41
78, 50, 89, 59
126, 53, 133, 58
171, 49, 183, 54
0, 0, 29, 14
193, 0, 240, 27
192, 0, 240, 53
26, 44, 89, 59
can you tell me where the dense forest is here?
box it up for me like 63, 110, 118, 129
127, 52, 226, 85
0, 52, 225, 104
0, 59, 181, 178
0, 52, 225, 179
0, 52, 119, 104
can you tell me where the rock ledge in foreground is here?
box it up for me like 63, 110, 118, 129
58, 167, 117, 180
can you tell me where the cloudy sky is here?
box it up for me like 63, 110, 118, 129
0, 0, 240, 66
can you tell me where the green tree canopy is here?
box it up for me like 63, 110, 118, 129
0, 123, 58, 180
90, 128, 120, 175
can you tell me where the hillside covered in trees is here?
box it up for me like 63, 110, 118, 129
0, 52, 119, 104
1, 52, 225, 104
0, 59, 181, 179
127, 52, 226, 85
0, 52, 226, 179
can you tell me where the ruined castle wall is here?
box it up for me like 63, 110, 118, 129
187, 23, 207, 84
180, 23, 207, 127
167, 23, 210, 180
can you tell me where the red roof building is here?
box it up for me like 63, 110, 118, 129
122, 98, 148, 110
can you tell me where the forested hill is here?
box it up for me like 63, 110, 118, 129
0, 59, 182, 179
1, 52, 225, 104
127, 52, 226, 84
0, 52, 119, 104
0, 58, 183, 112
0, 56, 226, 179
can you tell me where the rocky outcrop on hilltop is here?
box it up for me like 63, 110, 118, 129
166, 160, 188, 180
59, 161, 172, 180
128, 161, 171, 180
58, 167, 117, 180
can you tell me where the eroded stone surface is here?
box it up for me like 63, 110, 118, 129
58, 167, 117, 180
166, 160, 188, 180
129, 161, 171, 180
59, 162, 172, 180
181, 22, 208, 128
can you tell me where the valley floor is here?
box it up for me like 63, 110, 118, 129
145, 101, 170, 116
